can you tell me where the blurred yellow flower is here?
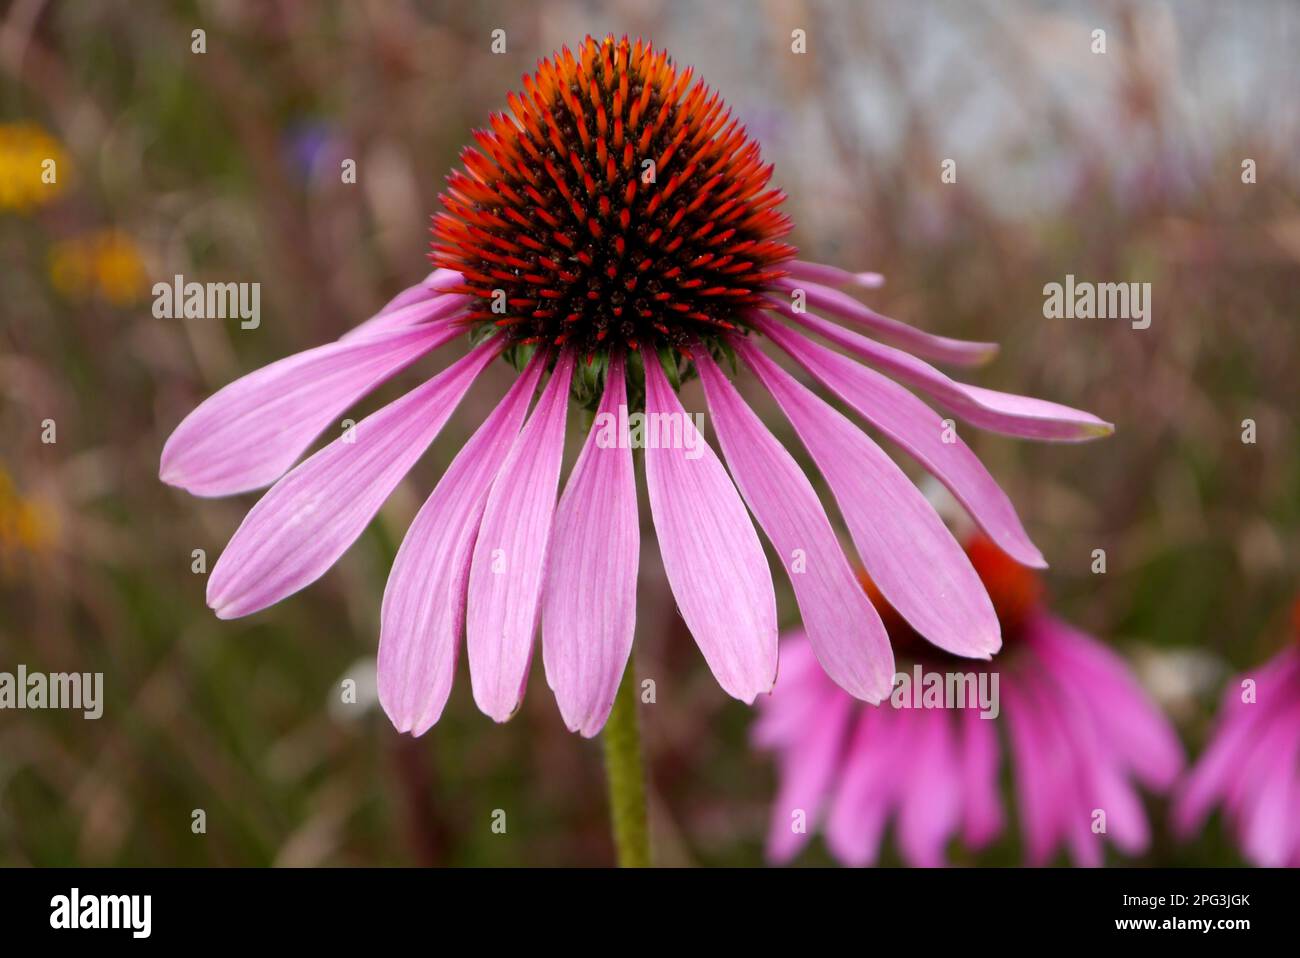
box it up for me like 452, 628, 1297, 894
0, 470, 56, 569
48, 229, 150, 306
0, 121, 69, 212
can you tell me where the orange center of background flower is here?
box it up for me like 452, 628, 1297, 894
859, 535, 1045, 664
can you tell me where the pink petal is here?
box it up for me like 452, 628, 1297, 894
771, 278, 998, 367
340, 272, 469, 343
752, 632, 834, 749
1018, 668, 1108, 866
542, 353, 640, 736
753, 313, 1046, 568
695, 347, 894, 702
1004, 678, 1068, 865
1173, 705, 1263, 837
958, 709, 1004, 849
772, 300, 1113, 441
1174, 652, 1298, 835
766, 691, 855, 864
1049, 673, 1151, 855
373, 269, 460, 317
162, 322, 462, 497
642, 350, 778, 702
785, 259, 885, 290
378, 353, 547, 736
897, 708, 962, 867
1030, 615, 1183, 789
206, 339, 499, 619
466, 352, 575, 722
738, 339, 999, 659
824, 707, 903, 867
1236, 707, 1300, 866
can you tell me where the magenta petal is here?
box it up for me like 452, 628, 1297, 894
642, 351, 778, 702
773, 301, 1113, 441
372, 269, 460, 318
340, 275, 469, 343
466, 352, 574, 722
754, 314, 1046, 568
824, 708, 902, 866
1173, 654, 1297, 835
378, 354, 546, 736
1237, 710, 1300, 866
958, 709, 1004, 849
1004, 679, 1066, 865
542, 354, 639, 737
1017, 673, 1103, 866
739, 339, 1000, 659
695, 347, 894, 701
767, 691, 855, 864
205, 339, 499, 619
374, 275, 445, 315
1031, 615, 1183, 789
772, 278, 999, 367
751, 633, 831, 749
897, 709, 962, 867
1049, 678, 1151, 855
785, 259, 885, 290
161, 322, 461, 498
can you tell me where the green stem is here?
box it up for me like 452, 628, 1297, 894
601, 654, 651, 867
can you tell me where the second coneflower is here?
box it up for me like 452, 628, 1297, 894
161, 35, 1111, 742
1174, 600, 1300, 867
755, 538, 1184, 867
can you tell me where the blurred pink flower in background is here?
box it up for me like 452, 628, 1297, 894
755, 537, 1184, 867
1174, 605, 1300, 867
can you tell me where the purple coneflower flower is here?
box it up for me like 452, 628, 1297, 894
160, 35, 1111, 738
755, 537, 1183, 866
1174, 605, 1300, 867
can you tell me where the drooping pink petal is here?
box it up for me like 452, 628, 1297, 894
751, 632, 833, 749
161, 322, 462, 497
642, 350, 778, 702
374, 269, 461, 316
378, 353, 547, 736
1030, 614, 1183, 789
374, 284, 437, 317
896, 708, 962, 867
1173, 652, 1297, 835
958, 708, 1004, 848
466, 352, 575, 722
542, 353, 640, 737
753, 313, 1045, 568
1018, 667, 1105, 866
415, 268, 465, 296
1232, 704, 1300, 866
784, 259, 885, 290
771, 300, 1113, 441
1173, 704, 1264, 836
1049, 673, 1151, 856
738, 339, 999, 659
823, 707, 902, 867
1003, 678, 1068, 865
695, 347, 894, 702
771, 278, 999, 367
340, 272, 469, 343
206, 338, 500, 619
767, 690, 855, 864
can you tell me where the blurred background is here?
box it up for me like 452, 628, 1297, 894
1, 0, 1297, 866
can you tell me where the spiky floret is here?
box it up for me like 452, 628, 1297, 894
430, 34, 795, 367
